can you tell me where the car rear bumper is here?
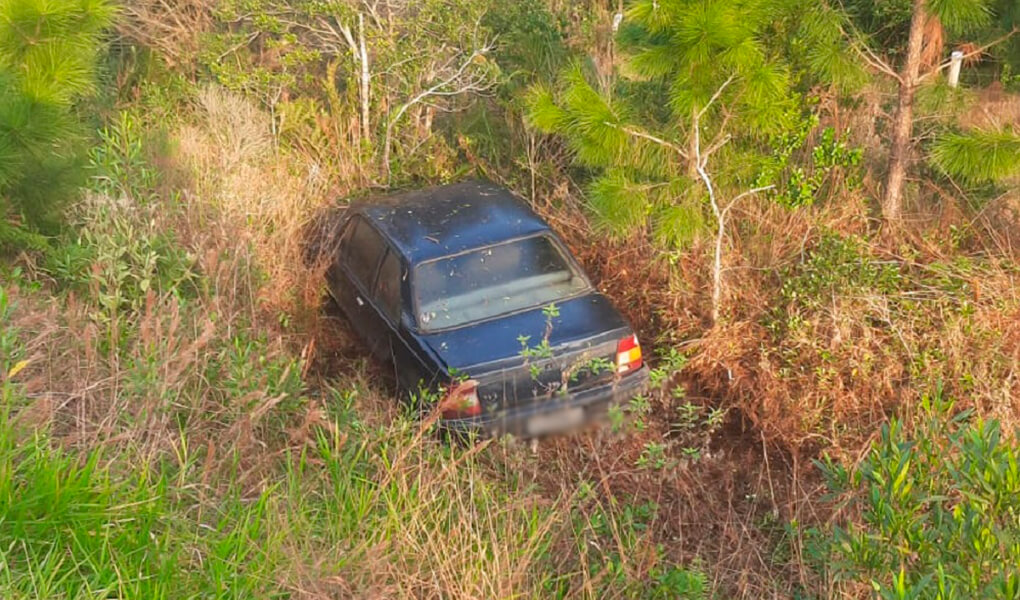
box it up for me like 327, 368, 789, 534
442, 367, 649, 438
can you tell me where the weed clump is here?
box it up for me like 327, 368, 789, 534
812, 396, 1020, 598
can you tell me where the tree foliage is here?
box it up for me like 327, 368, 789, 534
930, 127, 1020, 182
528, 0, 861, 246
0, 0, 115, 240
204, 0, 501, 182
839, 0, 1016, 222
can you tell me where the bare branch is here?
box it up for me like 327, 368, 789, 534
381, 41, 497, 179
826, 3, 903, 83
305, 14, 371, 143
696, 73, 736, 121
116, 0, 212, 64
604, 123, 689, 159
849, 36, 903, 82
361, 0, 384, 29
727, 185, 775, 209
702, 133, 731, 162
691, 76, 772, 325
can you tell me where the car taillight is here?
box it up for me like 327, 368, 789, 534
440, 379, 482, 419
616, 334, 643, 374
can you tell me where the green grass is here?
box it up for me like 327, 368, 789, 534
0, 369, 705, 599
0, 395, 177, 598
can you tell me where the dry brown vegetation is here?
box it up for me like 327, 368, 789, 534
11, 82, 1020, 598
524, 135, 1020, 595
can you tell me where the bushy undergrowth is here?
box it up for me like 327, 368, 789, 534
5, 1, 1020, 596
696, 230, 1020, 454
1, 274, 706, 598
813, 396, 1020, 599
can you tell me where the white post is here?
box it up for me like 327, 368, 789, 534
947, 50, 963, 88
612, 12, 623, 32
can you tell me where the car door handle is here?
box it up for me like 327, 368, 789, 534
356, 296, 364, 306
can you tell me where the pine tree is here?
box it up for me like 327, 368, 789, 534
528, 0, 862, 323
930, 128, 1020, 182
0, 0, 115, 247
527, 0, 860, 247
845, 0, 1018, 222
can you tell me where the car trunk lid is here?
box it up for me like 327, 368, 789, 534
420, 293, 631, 412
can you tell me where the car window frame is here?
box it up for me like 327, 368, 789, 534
372, 247, 406, 325
408, 232, 592, 334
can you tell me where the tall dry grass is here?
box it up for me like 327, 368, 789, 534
175, 86, 338, 320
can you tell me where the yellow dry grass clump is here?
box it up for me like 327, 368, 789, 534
176, 86, 337, 319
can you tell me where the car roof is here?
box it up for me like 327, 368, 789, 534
350, 181, 552, 263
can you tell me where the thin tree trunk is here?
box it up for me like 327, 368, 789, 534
883, 0, 927, 223
687, 108, 699, 176
357, 14, 370, 142
335, 17, 371, 145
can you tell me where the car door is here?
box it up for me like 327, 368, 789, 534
331, 216, 389, 350
367, 245, 404, 360
372, 248, 437, 394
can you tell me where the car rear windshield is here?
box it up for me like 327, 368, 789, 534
414, 234, 589, 331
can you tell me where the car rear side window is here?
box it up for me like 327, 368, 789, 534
344, 218, 387, 289
374, 249, 403, 322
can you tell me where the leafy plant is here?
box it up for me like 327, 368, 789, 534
812, 395, 1020, 599
636, 441, 670, 470
757, 122, 864, 208
44, 116, 198, 324
778, 233, 904, 308
570, 497, 708, 599
620, 394, 653, 433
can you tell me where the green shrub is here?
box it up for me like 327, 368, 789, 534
754, 117, 864, 208
778, 233, 904, 307
812, 396, 1020, 599
45, 111, 198, 325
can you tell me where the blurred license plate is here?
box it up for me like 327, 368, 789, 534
527, 407, 584, 436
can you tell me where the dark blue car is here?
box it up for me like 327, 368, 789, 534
324, 181, 648, 437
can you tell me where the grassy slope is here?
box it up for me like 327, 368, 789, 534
0, 86, 708, 599
3, 29, 1020, 600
